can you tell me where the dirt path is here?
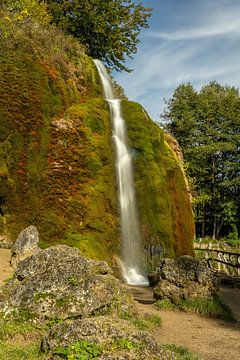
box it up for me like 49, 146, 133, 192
136, 302, 240, 360
0, 249, 13, 285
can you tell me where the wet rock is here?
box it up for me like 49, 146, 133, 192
154, 255, 219, 303
11, 226, 40, 269
42, 315, 176, 360
1, 245, 136, 320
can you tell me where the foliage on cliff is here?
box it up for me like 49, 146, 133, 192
45, 0, 152, 72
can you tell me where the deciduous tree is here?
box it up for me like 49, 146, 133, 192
161, 82, 240, 240
45, 0, 152, 71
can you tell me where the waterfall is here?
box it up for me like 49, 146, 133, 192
94, 59, 148, 286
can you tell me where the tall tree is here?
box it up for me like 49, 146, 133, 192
162, 81, 240, 240
45, 0, 152, 72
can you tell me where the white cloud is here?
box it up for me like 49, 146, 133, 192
148, 20, 240, 41
114, 1, 240, 120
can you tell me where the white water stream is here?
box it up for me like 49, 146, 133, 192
94, 60, 148, 286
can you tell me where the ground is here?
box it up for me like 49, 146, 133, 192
0, 250, 239, 360
137, 303, 240, 360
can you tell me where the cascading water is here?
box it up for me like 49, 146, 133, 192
94, 59, 148, 286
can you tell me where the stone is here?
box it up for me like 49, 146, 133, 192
1, 245, 136, 320
154, 255, 219, 303
0, 235, 13, 249
11, 226, 40, 269
41, 315, 176, 360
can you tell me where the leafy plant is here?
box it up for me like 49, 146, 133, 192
115, 338, 138, 350
54, 340, 103, 359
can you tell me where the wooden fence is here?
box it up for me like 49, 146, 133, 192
194, 247, 240, 276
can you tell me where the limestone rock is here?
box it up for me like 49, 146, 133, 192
1, 245, 136, 320
0, 235, 13, 249
154, 255, 219, 303
41, 315, 176, 360
11, 226, 40, 269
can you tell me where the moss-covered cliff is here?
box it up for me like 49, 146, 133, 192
122, 102, 194, 258
0, 22, 194, 263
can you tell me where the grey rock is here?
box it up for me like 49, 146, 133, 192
154, 255, 219, 303
11, 226, 40, 269
0, 235, 13, 249
42, 315, 176, 360
1, 245, 136, 320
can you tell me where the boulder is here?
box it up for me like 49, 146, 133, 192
1, 245, 136, 320
11, 226, 40, 269
0, 235, 13, 249
154, 256, 219, 303
41, 315, 176, 360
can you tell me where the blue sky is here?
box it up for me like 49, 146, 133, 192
114, 0, 240, 121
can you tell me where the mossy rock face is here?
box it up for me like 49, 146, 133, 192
0, 36, 194, 265
121, 101, 195, 259
0, 53, 119, 260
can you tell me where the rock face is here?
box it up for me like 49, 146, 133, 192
42, 315, 175, 360
0, 44, 194, 263
154, 256, 219, 303
11, 226, 40, 269
1, 245, 136, 320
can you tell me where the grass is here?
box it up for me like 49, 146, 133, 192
155, 295, 235, 322
0, 319, 45, 360
133, 314, 162, 331
162, 344, 200, 360
0, 342, 45, 360
120, 311, 162, 331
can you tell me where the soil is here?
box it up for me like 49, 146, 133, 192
137, 303, 240, 360
0, 250, 239, 360
0, 249, 13, 285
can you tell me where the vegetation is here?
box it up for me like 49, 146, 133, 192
45, 0, 152, 72
155, 295, 235, 322
0, 4, 194, 262
161, 82, 240, 242
122, 101, 195, 261
161, 344, 200, 360
54, 340, 103, 359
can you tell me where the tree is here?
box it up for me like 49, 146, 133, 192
161, 82, 240, 240
45, 0, 152, 72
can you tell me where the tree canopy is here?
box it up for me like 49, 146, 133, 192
45, 0, 152, 72
161, 82, 240, 241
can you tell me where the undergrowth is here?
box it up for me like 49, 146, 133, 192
120, 311, 162, 331
54, 340, 103, 359
162, 344, 200, 360
155, 295, 235, 322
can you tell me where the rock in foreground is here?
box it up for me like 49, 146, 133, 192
1, 245, 135, 320
154, 256, 219, 303
42, 315, 176, 360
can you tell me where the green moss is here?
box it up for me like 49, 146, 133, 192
122, 100, 194, 263
0, 20, 194, 267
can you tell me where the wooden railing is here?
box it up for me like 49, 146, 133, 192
194, 247, 240, 276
